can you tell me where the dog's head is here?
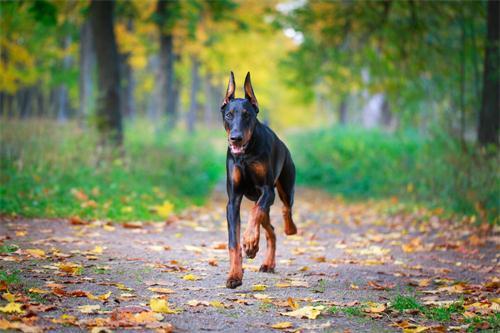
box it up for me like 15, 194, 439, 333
220, 72, 259, 155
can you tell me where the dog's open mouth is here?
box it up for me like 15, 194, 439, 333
229, 142, 248, 155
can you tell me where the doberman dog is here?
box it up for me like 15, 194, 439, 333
220, 72, 297, 289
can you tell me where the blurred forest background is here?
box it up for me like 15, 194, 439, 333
0, 0, 498, 224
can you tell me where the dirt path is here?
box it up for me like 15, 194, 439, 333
1, 187, 498, 332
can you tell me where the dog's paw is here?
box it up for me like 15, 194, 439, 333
284, 223, 297, 235
226, 277, 243, 289
259, 264, 275, 273
243, 241, 259, 259
243, 231, 260, 258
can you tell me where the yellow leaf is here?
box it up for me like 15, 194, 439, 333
26, 249, 46, 258
88, 291, 112, 301
148, 287, 175, 294
58, 262, 83, 275
78, 304, 100, 314
150, 298, 179, 314
280, 305, 325, 319
2, 292, 15, 302
271, 322, 293, 329
121, 206, 133, 213
403, 326, 430, 333
209, 300, 225, 308
364, 302, 386, 313
252, 284, 267, 291
0, 302, 24, 313
153, 201, 174, 218
28, 288, 50, 294
91, 246, 104, 254
115, 283, 133, 291
182, 274, 201, 281
287, 297, 299, 310
275, 282, 291, 288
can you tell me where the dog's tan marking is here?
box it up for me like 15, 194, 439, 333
250, 162, 267, 178
232, 166, 242, 186
276, 180, 297, 235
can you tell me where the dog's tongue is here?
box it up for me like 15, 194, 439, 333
230, 144, 244, 154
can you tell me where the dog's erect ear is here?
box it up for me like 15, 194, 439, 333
221, 71, 235, 109
244, 72, 258, 112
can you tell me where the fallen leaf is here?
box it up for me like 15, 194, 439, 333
28, 288, 50, 294
280, 305, 325, 319
148, 287, 175, 294
71, 188, 88, 201
2, 292, 16, 302
78, 304, 101, 314
252, 284, 267, 291
90, 246, 104, 254
0, 302, 24, 314
69, 216, 88, 225
403, 326, 430, 333
287, 297, 299, 310
182, 274, 201, 281
271, 322, 293, 329
209, 300, 225, 308
187, 300, 209, 307
0, 319, 42, 333
153, 201, 174, 218
364, 302, 386, 313
88, 291, 112, 301
25, 249, 46, 258
123, 221, 143, 229
150, 298, 180, 314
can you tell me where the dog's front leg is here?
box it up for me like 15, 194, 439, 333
226, 194, 243, 289
243, 186, 275, 259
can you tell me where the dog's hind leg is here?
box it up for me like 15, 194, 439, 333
276, 153, 297, 235
259, 215, 276, 273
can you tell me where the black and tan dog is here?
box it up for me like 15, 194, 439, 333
220, 72, 297, 289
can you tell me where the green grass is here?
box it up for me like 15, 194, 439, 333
0, 119, 225, 221
0, 244, 18, 254
0, 269, 21, 286
425, 303, 463, 322
313, 279, 327, 293
290, 126, 499, 223
390, 294, 464, 323
466, 313, 500, 332
328, 305, 365, 317
391, 295, 425, 312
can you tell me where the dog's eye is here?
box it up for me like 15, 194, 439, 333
243, 112, 250, 119
225, 113, 233, 120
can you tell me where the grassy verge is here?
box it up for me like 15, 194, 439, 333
290, 126, 499, 223
0, 119, 225, 221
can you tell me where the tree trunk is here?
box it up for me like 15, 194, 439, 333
120, 54, 135, 118
338, 97, 347, 125
187, 55, 200, 133
79, 19, 95, 124
478, 0, 499, 146
203, 70, 214, 126
57, 36, 72, 123
156, 0, 177, 128
89, 0, 122, 146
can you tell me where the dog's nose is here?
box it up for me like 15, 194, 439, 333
230, 134, 243, 142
